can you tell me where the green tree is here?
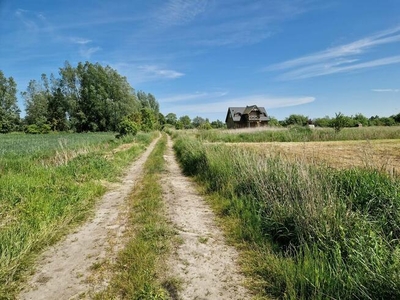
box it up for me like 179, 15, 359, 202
211, 119, 225, 128
22, 74, 51, 127
165, 113, 177, 125
192, 116, 206, 128
58, 61, 139, 132
332, 112, 346, 132
284, 114, 309, 126
352, 113, 369, 126
268, 116, 280, 127
179, 115, 192, 129
0, 71, 20, 133
140, 107, 157, 131
314, 116, 331, 127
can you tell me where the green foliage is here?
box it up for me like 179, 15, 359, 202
332, 112, 346, 132
173, 133, 400, 299
283, 114, 309, 126
117, 118, 139, 137
210, 119, 225, 128
165, 113, 177, 125
24, 123, 51, 134
0, 71, 20, 133
179, 115, 192, 129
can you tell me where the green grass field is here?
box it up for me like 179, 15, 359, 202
0, 132, 156, 299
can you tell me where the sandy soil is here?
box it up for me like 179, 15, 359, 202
161, 136, 250, 300
19, 137, 159, 300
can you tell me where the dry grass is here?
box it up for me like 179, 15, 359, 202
228, 139, 400, 175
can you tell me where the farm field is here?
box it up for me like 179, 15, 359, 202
232, 139, 400, 175
0, 132, 156, 298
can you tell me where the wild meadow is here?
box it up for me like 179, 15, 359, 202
172, 127, 400, 300
0, 132, 155, 299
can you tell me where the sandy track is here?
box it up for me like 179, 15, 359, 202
19, 137, 160, 300
161, 136, 250, 300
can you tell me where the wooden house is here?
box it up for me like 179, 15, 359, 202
225, 105, 269, 129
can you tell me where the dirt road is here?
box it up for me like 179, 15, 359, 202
161, 136, 249, 300
19, 135, 249, 299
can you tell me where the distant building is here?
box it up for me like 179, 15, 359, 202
225, 105, 270, 129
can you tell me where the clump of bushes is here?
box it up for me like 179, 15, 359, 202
116, 118, 139, 138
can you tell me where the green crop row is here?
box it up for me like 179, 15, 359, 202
0, 132, 156, 299
173, 135, 400, 300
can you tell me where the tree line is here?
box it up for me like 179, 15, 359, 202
0, 62, 226, 135
1, 63, 399, 134
270, 112, 400, 129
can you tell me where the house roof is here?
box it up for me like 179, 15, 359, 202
225, 105, 269, 122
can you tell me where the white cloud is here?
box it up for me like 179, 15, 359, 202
160, 91, 228, 103
70, 37, 92, 45
372, 88, 399, 92
138, 65, 184, 80
79, 47, 101, 58
156, 0, 208, 26
162, 94, 315, 115
267, 25, 400, 80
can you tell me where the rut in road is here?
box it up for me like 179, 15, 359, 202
19, 137, 160, 300
161, 135, 250, 300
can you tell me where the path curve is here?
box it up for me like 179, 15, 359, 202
161, 136, 250, 300
19, 136, 160, 300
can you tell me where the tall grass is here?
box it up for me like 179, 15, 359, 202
196, 126, 400, 143
173, 135, 400, 299
0, 132, 156, 299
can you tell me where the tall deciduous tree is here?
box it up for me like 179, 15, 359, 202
0, 71, 20, 133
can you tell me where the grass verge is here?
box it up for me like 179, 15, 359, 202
94, 134, 178, 300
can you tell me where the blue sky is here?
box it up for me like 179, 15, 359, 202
1, 0, 400, 121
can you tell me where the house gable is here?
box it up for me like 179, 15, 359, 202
225, 105, 269, 129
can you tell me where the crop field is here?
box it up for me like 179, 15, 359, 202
171, 127, 400, 300
0, 132, 155, 298
231, 139, 400, 175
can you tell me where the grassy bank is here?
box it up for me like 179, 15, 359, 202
194, 126, 400, 143
173, 134, 400, 300
0, 132, 156, 299
94, 134, 176, 299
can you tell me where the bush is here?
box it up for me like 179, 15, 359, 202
117, 118, 139, 137
24, 123, 51, 134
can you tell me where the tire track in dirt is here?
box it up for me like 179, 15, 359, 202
161, 135, 250, 300
19, 136, 160, 300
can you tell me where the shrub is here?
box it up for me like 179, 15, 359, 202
117, 118, 139, 137
24, 123, 51, 134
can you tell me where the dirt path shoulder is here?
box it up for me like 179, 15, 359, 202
161, 136, 250, 300
19, 137, 160, 300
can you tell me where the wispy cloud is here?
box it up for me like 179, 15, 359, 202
79, 47, 101, 59
70, 37, 92, 45
160, 91, 228, 103
161, 94, 315, 116
155, 0, 208, 27
138, 65, 184, 80
372, 88, 399, 92
267, 25, 400, 80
